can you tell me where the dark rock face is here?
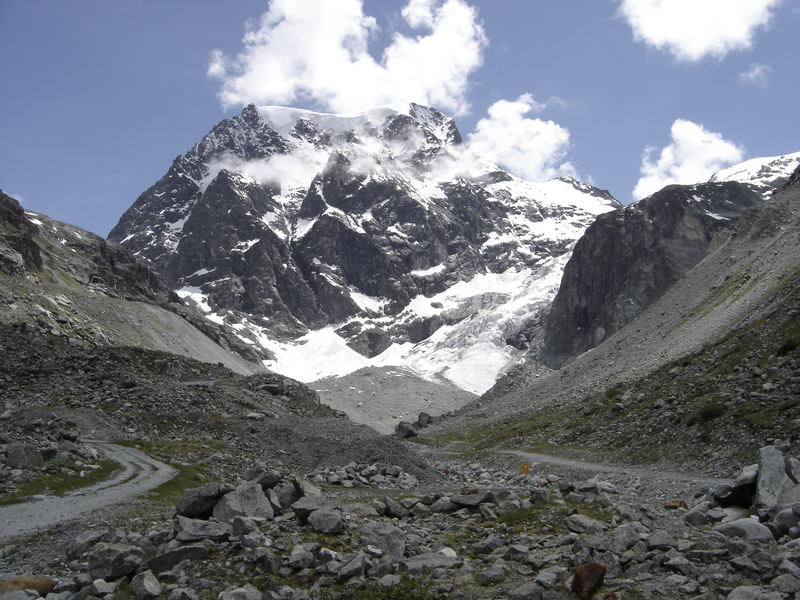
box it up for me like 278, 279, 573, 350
541, 181, 763, 368
0, 191, 43, 273
109, 102, 619, 362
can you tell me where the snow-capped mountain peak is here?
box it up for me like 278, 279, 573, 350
709, 151, 800, 195
109, 102, 619, 394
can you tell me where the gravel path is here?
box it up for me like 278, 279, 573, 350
500, 449, 732, 486
0, 442, 177, 544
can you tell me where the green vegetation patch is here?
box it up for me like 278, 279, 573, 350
0, 458, 119, 506
314, 574, 440, 600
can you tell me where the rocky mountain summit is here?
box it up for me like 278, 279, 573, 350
109, 103, 619, 393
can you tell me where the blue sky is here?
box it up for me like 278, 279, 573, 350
1, 0, 797, 236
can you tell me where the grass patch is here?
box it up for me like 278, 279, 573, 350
497, 500, 615, 534
0, 459, 119, 506
314, 573, 440, 600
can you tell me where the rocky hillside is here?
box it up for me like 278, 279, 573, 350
430, 165, 800, 472
0, 190, 265, 373
541, 153, 799, 369
109, 103, 619, 393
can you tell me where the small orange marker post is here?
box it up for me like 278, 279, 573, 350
520, 462, 531, 474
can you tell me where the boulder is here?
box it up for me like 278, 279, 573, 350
755, 446, 790, 514
173, 516, 230, 542
401, 552, 457, 575
169, 588, 199, 600
713, 518, 774, 543
359, 522, 407, 560
472, 535, 503, 555
566, 514, 607, 534
451, 490, 493, 507
288, 545, 314, 570
147, 545, 209, 573
507, 582, 543, 600
130, 571, 161, 600
394, 421, 417, 438
87, 543, 144, 580
291, 495, 338, 524
213, 482, 274, 522
338, 552, 368, 582
5, 444, 44, 470
67, 531, 104, 559
242, 463, 282, 490
308, 509, 344, 534
175, 483, 227, 519
383, 496, 409, 519
218, 584, 262, 600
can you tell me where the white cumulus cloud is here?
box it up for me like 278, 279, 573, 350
739, 62, 772, 87
618, 0, 783, 62
633, 119, 745, 199
467, 94, 576, 182
209, 0, 486, 116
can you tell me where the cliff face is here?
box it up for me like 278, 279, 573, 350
541, 181, 764, 368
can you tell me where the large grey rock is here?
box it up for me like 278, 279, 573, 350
755, 446, 790, 514
291, 496, 337, 523
430, 497, 459, 513
472, 535, 503, 555
0, 591, 40, 600
242, 463, 282, 489
605, 523, 640, 553
451, 491, 493, 507
6, 444, 44, 469
173, 516, 230, 542
68, 530, 104, 559
401, 552, 458, 575
288, 545, 314, 570
213, 482, 273, 522
169, 588, 199, 600
147, 545, 209, 573
272, 480, 300, 511
175, 483, 227, 519
218, 584, 262, 600
727, 586, 782, 600
359, 522, 407, 560
130, 571, 161, 600
507, 582, 543, 600
566, 514, 607, 534
87, 543, 144, 580
308, 509, 344, 534
383, 496, 409, 519
713, 518, 774, 542
338, 552, 368, 582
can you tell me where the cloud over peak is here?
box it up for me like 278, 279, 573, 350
633, 119, 745, 199
618, 0, 784, 62
208, 0, 486, 116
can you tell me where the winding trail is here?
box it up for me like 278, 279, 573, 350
499, 449, 732, 486
0, 442, 177, 544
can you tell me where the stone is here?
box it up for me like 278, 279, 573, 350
288, 545, 314, 570
400, 552, 457, 575
5, 444, 44, 469
359, 522, 406, 560
173, 516, 230, 542
130, 571, 161, 600
213, 482, 274, 522
535, 571, 558, 589
308, 509, 344, 534
217, 584, 262, 600
338, 552, 368, 582
430, 497, 459, 513
755, 446, 790, 514
0, 591, 40, 600
147, 545, 209, 573
169, 588, 199, 600
272, 480, 301, 511
67, 531, 104, 559
89, 579, 117, 596
231, 516, 258, 537
774, 507, 800, 537
451, 490, 492, 507
472, 535, 503, 555
394, 421, 417, 438
291, 496, 337, 523
379, 575, 401, 587
475, 563, 505, 584
713, 518, 774, 542
572, 562, 606, 599
0, 576, 56, 596
507, 582, 544, 600
727, 586, 771, 600
175, 483, 227, 519
87, 543, 144, 580
771, 574, 800, 594
566, 514, 607, 534
683, 503, 711, 526
243, 463, 282, 490
382, 496, 409, 519
606, 523, 639, 553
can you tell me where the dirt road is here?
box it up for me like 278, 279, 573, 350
0, 442, 176, 544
